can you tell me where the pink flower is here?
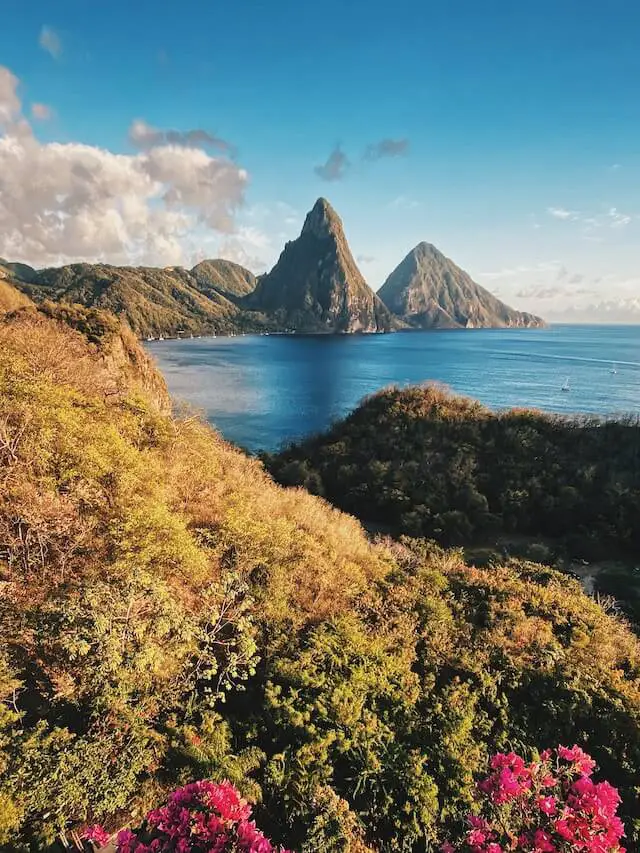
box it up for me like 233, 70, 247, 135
468, 815, 490, 831
557, 744, 596, 776
83, 825, 111, 847
114, 780, 291, 853
117, 829, 136, 851
439, 843, 455, 853
554, 819, 574, 841
537, 795, 557, 816
532, 828, 556, 852
455, 747, 625, 853
466, 829, 487, 845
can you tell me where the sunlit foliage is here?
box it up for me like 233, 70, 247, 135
2, 313, 640, 852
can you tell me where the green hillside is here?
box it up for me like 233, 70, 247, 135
266, 385, 640, 558
1, 311, 639, 851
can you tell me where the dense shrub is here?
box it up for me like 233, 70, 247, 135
3, 313, 640, 852
223, 542, 640, 851
265, 385, 640, 557
0, 311, 385, 848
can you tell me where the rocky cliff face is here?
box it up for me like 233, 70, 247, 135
378, 242, 545, 329
246, 198, 398, 333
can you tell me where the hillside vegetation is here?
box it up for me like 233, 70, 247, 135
0, 278, 32, 313
266, 385, 640, 560
192, 259, 257, 300
2, 314, 640, 851
5, 199, 546, 339
10, 262, 272, 338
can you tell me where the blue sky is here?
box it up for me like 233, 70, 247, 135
1, 0, 639, 319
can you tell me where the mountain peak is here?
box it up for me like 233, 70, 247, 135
246, 199, 397, 333
301, 197, 343, 239
411, 242, 444, 261
378, 242, 545, 329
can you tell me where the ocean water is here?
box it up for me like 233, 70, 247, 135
146, 325, 640, 453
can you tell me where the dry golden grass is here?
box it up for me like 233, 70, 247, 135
165, 415, 390, 624
0, 279, 32, 314
0, 308, 389, 631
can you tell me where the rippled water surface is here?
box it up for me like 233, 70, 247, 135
146, 325, 640, 452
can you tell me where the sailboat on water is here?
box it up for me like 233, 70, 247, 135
610, 363, 617, 374
561, 377, 570, 392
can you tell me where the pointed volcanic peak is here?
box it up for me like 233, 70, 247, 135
300, 196, 345, 239
246, 198, 399, 333
378, 242, 545, 329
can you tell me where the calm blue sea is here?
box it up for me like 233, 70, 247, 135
146, 325, 640, 453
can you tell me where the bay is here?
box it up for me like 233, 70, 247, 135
146, 325, 640, 453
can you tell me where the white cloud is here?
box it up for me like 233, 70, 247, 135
547, 295, 640, 324
222, 201, 302, 271
31, 103, 53, 121
39, 26, 62, 59
0, 67, 21, 127
579, 207, 633, 240
389, 195, 420, 210
608, 207, 631, 228
477, 262, 561, 281
218, 226, 271, 272
129, 119, 232, 154
547, 204, 633, 232
0, 65, 248, 267
515, 286, 561, 299
547, 206, 578, 220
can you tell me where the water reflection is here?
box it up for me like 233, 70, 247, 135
147, 326, 640, 453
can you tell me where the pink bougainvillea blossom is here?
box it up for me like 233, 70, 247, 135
442, 746, 626, 852
88, 780, 295, 853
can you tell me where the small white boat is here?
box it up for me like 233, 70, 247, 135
610, 363, 617, 374
561, 377, 570, 392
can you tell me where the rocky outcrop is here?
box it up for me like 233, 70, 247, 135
245, 198, 398, 333
5, 209, 546, 337
378, 242, 545, 329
